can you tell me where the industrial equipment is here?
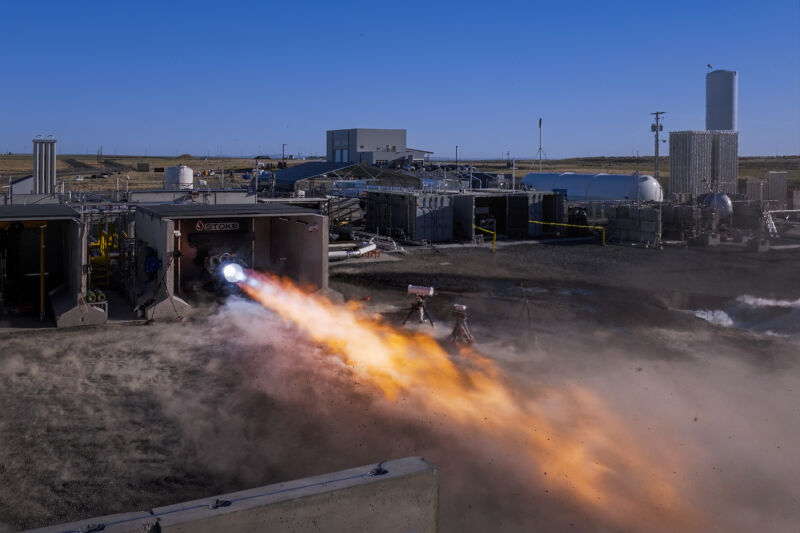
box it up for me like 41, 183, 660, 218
448, 304, 474, 347
403, 285, 435, 327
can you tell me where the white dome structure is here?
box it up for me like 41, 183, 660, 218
521, 172, 663, 202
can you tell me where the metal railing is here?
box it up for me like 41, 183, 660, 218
528, 220, 606, 245
473, 224, 497, 252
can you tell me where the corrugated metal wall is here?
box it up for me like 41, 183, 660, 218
669, 130, 738, 197
767, 171, 788, 207
711, 131, 738, 195
669, 131, 712, 196
746, 178, 765, 203
414, 193, 454, 242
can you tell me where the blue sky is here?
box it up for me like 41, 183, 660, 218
1, 1, 797, 158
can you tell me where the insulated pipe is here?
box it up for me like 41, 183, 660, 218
39, 224, 47, 320
49, 141, 56, 194
328, 242, 377, 260
32, 142, 38, 193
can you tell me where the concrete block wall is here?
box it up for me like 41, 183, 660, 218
27, 457, 438, 533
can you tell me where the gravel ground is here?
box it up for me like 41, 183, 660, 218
1, 243, 799, 532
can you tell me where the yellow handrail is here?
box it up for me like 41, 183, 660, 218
473, 224, 497, 252
528, 220, 606, 245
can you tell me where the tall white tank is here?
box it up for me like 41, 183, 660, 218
164, 165, 194, 190
706, 70, 738, 131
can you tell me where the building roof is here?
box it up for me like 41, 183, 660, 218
0, 204, 80, 221
10, 175, 33, 186
137, 203, 320, 219
274, 162, 355, 190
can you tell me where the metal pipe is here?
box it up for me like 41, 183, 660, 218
328, 242, 377, 260
39, 223, 47, 320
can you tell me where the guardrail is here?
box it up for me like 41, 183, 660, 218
528, 220, 606, 245
473, 224, 497, 252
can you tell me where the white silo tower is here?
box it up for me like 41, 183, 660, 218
164, 165, 194, 190
706, 70, 738, 131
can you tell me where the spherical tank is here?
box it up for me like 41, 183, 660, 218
702, 193, 733, 218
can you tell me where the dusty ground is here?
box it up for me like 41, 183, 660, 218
1, 243, 799, 532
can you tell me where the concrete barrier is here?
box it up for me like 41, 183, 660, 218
26, 457, 438, 533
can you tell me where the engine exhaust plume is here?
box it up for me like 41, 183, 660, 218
239, 270, 701, 531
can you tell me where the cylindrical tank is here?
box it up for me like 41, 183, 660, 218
164, 165, 194, 190
521, 172, 663, 202
706, 70, 738, 131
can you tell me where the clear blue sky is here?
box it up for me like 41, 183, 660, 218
1, 1, 798, 159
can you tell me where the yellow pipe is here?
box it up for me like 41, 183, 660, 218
528, 220, 605, 245
473, 224, 497, 253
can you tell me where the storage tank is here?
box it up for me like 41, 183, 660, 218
521, 172, 663, 202
703, 193, 733, 218
706, 70, 738, 131
164, 165, 194, 190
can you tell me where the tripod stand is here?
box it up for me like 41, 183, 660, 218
403, 295, 434, 327
448, 304, 474, 347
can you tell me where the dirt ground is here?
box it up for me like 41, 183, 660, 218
1, 243, 799, 532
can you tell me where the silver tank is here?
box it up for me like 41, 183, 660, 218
703, 193, 733, 218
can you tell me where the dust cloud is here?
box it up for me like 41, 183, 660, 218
0, 291, 798, 532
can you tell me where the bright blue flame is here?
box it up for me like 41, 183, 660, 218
222, 263, 246, 283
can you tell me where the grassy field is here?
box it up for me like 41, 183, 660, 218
0, 154, 312, 193
0, 153, 797, 194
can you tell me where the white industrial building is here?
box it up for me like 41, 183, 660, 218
326, 129, 432, 166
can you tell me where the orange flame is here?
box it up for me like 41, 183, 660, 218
241, 271, 700, 531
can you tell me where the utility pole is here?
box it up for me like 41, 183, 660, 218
455, 145, 459, 168
537, 118, 543, 173
512, 158, 516, 192
650, 111, 665, 185
469, 165, 474, 191
282, 144, 287, 168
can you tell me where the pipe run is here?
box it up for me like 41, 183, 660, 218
328, 242, 378, 260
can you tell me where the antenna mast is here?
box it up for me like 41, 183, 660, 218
537, 118, 543, 172
650, 111, 665, 184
